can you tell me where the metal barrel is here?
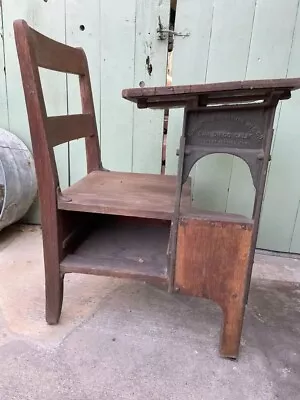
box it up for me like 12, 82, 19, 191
0, 129, 37, 231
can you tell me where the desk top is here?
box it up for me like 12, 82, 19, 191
122, 78, 300, 109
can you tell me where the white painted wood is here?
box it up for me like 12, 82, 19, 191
100, 0, 169, 173
2, 0, 69, 222
227, 0, 300, 252
167, 0, 257, 212
65, 0, 101, 184
99, 0, 136, 172
165, 0, 214, 176
193, 0, 257, 211
132, 0, 170, 173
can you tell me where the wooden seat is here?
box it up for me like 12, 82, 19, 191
59, 170, 191, 220
14, 19, 192, 326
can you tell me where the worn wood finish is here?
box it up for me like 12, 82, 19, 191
59, 170, 191, 220
14, 19, 102, 324
122, 78, 300, 108
124, 79, 295, 358
46, 114, 96, 147
175, 214, 253, 358
29, 27, 85, 74
3, 0, 70, 234
65, 0, 101, 183
14, 19, 64, 324
15, 19, 193, 325
61, 216, 169, 287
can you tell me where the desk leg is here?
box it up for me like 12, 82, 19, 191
175, 215, 253, 359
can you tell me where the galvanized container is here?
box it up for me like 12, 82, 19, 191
0, 129, 37, 231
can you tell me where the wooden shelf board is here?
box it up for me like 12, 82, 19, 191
60, 217, 170, 286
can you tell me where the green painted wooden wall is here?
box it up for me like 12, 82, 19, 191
0, 0, 300, 253
166, 0, 300, 254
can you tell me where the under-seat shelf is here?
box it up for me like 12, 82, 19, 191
60, 216, 170, 286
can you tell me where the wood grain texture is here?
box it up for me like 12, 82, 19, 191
132, 0, 170, 174
165, 0, 213, 175
175, 214, 253, 358
59, 170, 191, 220
29, 26, 85, 74
61, 217, 170, 287
99, 0, 169, 173
14, 19, 102, 324
46, 114, 96, 147
193, 0, 257, 213
227, 0, 300, 251
164, 0, 300, 254
254, 2, 300, 252
3, 0, 69, 218
65, 0, 101, 183
99, 0, 136, 171
122, 78, 300, 103
14, 19, 65, 324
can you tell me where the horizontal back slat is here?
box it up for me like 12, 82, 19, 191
46, 114, 96, 147
29, 26, 85, 75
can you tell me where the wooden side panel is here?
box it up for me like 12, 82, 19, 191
175, 216, 253, 300
132, 0, 170, 173
3, 0, 68, 224
227, 0, 300, 252
65, 0, 101, 184
175, 215, 253, 358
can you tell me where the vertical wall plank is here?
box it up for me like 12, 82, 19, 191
167, 0, 256, 211
2, 0, 68, 183
193, 0, 257, 211
2, 0, 68, 222
66, 0, 101, 184
132, 0, 170, 173
227, 0, 300, 252
257, 0, 300, 251
99, 0, 136, 172
165, 0, 214, 176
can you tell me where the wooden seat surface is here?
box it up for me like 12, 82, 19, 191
59, 170, 191, 220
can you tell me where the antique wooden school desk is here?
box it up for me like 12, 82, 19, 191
14, 19, 300, 358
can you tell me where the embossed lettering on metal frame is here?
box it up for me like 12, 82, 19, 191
181, 106, 276, 191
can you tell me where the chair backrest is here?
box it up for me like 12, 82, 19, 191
14, 19, 101, 194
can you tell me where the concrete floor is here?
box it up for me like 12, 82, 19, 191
0, 225, 299, 400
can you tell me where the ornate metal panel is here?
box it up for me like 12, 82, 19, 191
182, 107, 275, 190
